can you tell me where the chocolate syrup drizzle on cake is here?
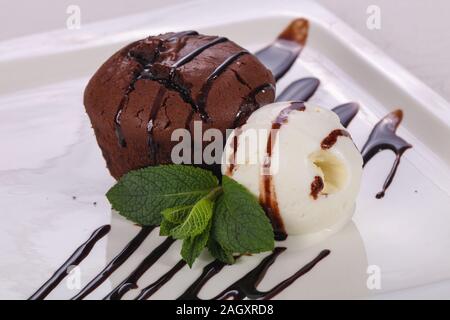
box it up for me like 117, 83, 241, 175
113, 32, 255, 165
196, 50, 250, 121
113, 31, 200, 148
361, 110, 412, 198
170, 37, 228, 71
234, 83, 275, 127
30, 19, 413, 300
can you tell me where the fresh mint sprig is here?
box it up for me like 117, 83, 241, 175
106, 165, 275, 267
106, 165, 218, 225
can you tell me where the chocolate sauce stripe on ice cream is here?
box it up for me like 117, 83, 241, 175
260, 102, 306, 241
310, 176, 325, 200
321, 129, 351, 150
226, 78, 320, 178
255, 102, 356, 240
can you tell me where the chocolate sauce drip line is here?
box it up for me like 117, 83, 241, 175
361, 110, 412, 198
331, 102, 360, 128
103, 237, 175, 300
114, 34, 251, 149
275, 77, 320, 102
256, 40, 304, 81
178, 247, 330, 300
71, 226, 153, 300
29, 225, 111, 300
135, 260, 187, 300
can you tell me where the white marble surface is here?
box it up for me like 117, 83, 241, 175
1, 0, 449, 102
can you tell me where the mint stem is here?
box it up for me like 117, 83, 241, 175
205, 186, 223, 201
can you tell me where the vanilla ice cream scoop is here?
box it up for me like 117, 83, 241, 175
222, 101, 363, 238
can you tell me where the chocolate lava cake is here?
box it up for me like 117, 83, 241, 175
84, 31, 275, 179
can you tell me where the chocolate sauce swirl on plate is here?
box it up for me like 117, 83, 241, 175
30, 227, 329, 300
71, 226, 153, 300
275, 77, 320, 102
361, 110, 412, 198
104, 237, 175, 300
332, 102, 360, 128
177, 259, 227, 300
214, 248, 330, 300
135, 260, 187, 300
29, 225, 111, 300
178, 247, 330, 300
256, 19, 309, 80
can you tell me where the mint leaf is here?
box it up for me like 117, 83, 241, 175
207, 238, 235, 265
107, 164, 275, 267
160, 205, 194, 236
162, 205, 193, 224
181, 221, 211, 267
211, 176, 274, 254
106, 165, 218, 225
170, 188, 221, 239
159, 218, 177, 236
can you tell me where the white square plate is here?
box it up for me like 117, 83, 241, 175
1, 0, 449, 299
